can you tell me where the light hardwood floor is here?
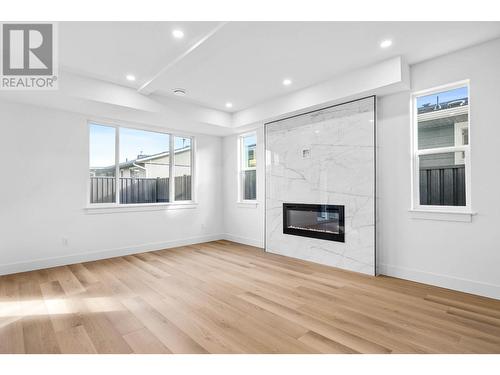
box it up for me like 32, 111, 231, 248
1, 240, 499, 354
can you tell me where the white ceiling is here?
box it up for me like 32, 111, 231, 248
60, 22, 220, 88
60, 21, 500, 113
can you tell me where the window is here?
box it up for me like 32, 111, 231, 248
89, 122, 194, 206
239, 133, 257, 201
412, 82, 471, 211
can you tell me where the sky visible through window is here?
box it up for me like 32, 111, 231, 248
89, 124, 190, 168
89, 124, 115, 168
243, 134, 256, 147
417, 86, 468, 109
119, 127, 169, 164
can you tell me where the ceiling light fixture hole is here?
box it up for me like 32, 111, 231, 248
173, 88, 186, 96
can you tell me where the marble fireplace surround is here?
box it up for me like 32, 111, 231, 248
265, 96, 376, 276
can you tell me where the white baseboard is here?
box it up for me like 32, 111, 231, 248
379, 263, 500, 300
0, 234, 224, 276
5, 234, 497, 301
223, 233, 264, 248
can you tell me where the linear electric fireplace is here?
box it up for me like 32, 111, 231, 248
283, 203, 345, 242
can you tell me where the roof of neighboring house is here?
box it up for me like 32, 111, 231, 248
91, 146, 191, 172
417, 97, 468, 114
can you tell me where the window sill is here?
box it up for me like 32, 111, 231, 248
237, 201, 259, 209
409, 208, 476, 222
85, 202, 198, 214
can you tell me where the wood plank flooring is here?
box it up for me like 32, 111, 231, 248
1, 240, 499, 354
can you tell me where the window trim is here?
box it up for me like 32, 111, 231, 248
87, 119, 196, 209
410, 80, 473, 215
238, 131, 257, 203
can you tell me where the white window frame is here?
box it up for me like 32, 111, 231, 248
87, 120, 196, 210
454, 121, 468, 164
410, 80, 473, 215
238, 131, 257, 203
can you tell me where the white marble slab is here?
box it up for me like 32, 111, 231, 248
265, 97, 375, 275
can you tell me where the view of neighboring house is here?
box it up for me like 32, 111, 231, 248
247, 143, 256, 168
418, 95, 469, 166
89, 145, 192, 203
241, 135, 257, 200
90, 146, 192, 178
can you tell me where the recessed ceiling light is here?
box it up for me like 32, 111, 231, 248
225, 102, 233, 108
173, 88, 186, 96
283, 78, 292, 86
380, 39, 393, 49
172, 29, 184, 39
126, 74, 136, 81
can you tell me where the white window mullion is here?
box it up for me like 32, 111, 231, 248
416, 145, 468, 156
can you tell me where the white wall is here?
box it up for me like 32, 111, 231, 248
377, 38, 500, 299
0, 100, 223, 275
222, 127, 265, 247
222, 38, 500, 299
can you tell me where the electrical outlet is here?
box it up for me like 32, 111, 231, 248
62, 237, 69, 246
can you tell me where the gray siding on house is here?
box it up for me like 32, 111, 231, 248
419, 124, 454, 167
418, 114, 468, 167
419, 152, 455, 168
418, 123, 454, 149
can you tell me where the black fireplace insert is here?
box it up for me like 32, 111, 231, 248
283, 203, 345, 242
